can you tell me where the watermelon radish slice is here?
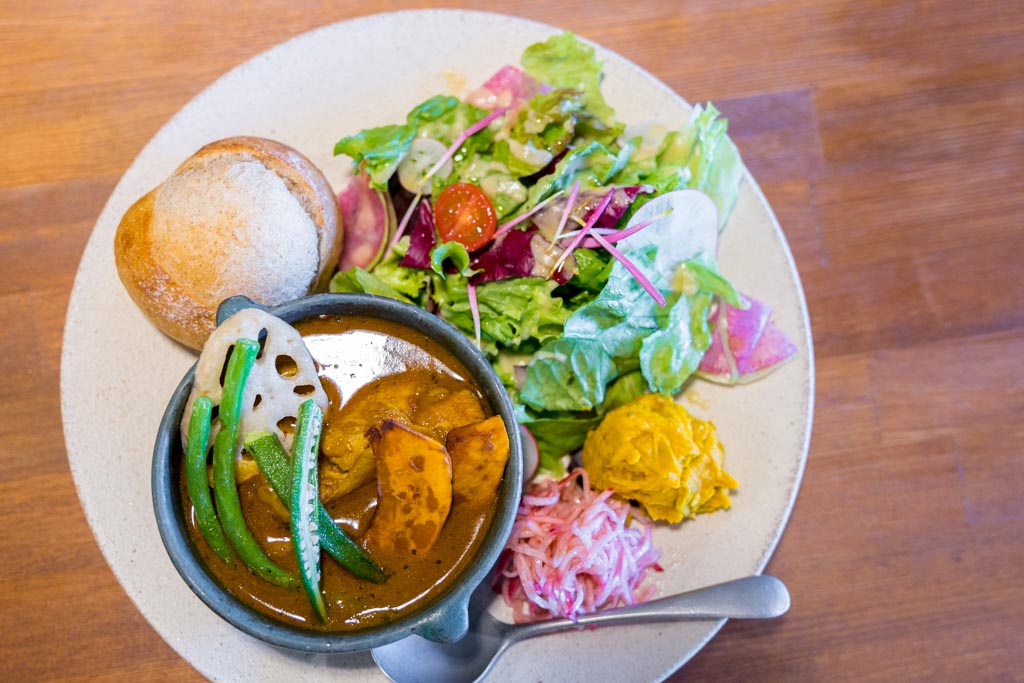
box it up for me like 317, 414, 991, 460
735, 321, 798, 381
696, 294, 797, 385
337, 173, 396, 271
520, 425, 540, 491
466, 65, 546, 111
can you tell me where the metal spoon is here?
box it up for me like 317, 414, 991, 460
372, 575, 790, 683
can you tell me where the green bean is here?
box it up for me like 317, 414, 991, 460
184, 396, 234, 564
212, 339, 297, 589
245, 430, 387, 583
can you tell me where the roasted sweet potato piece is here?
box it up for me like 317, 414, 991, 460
364, 420, 453, 560
445, 415, 510, 506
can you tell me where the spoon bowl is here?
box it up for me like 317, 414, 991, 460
372, 575, 790, 683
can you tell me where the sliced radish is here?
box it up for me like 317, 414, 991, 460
618, 189, 719, 275
336, 174, 396, 271
466, 65, 546, 110
735, 321, 798, 381
397, 138, 451, 195
519, 425, 540, 490
697, 294, 797, 385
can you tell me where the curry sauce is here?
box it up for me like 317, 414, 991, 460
181, 314, 501, 631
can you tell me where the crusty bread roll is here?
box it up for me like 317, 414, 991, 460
114, 137, 342, 349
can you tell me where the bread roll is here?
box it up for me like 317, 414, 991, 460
114, 137, 342, 349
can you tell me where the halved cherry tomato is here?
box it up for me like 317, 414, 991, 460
434, 182, 497, 251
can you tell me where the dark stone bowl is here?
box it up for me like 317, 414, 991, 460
152, 293, 522, 652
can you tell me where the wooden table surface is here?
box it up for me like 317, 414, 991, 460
2, 1, 1022, 680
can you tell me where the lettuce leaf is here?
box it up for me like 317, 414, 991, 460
334, 95, 460, 188
515, 370, 646, 475
522, 337, 613, 411
515, 404, 601, 474
494, 88, 585, 176
521, 32, 616, 129
431, 274, 571, 353
520, 245, 662, 411
520, 244, 740, 411
331, 237, 427, 301
430, 241, 476, 278
523, 140, 622, 209
616, 104, 744, 227
418, 100, 491, 147
329, 266, 415, 303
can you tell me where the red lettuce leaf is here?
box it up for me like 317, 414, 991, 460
400, 200, 437, 269
469, 227, 537, 285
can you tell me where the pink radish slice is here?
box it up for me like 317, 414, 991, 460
734, 321, 798, 382
697, 294, 796, 385
712, 296, 772, 364
336, 174, 396, 271
519, 425, 540, 489
466, 65, 546, 110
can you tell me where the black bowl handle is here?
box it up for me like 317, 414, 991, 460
216, 296, 266, 325
411, 592, 471, 643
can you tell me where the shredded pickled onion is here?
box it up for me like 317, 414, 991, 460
495, 468, 662, 623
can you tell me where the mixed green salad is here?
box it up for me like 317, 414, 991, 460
330, 32, 793, 473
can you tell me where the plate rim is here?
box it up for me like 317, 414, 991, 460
60, 8, 815, 681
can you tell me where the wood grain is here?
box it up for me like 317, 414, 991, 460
2, 1, 1021, 680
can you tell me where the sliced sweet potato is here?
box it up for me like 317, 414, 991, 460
364, 420, 453, 560
445, 415, 510, 507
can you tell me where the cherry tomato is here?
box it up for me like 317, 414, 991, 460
433, 182, 497, 251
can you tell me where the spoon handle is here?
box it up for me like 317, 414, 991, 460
509, 575, 790, 643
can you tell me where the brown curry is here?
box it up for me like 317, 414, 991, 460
181, 314, 508, 631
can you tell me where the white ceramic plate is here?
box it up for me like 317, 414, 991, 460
61, 10, 813, 682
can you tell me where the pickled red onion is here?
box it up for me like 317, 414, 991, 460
495, 469, 662, 623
